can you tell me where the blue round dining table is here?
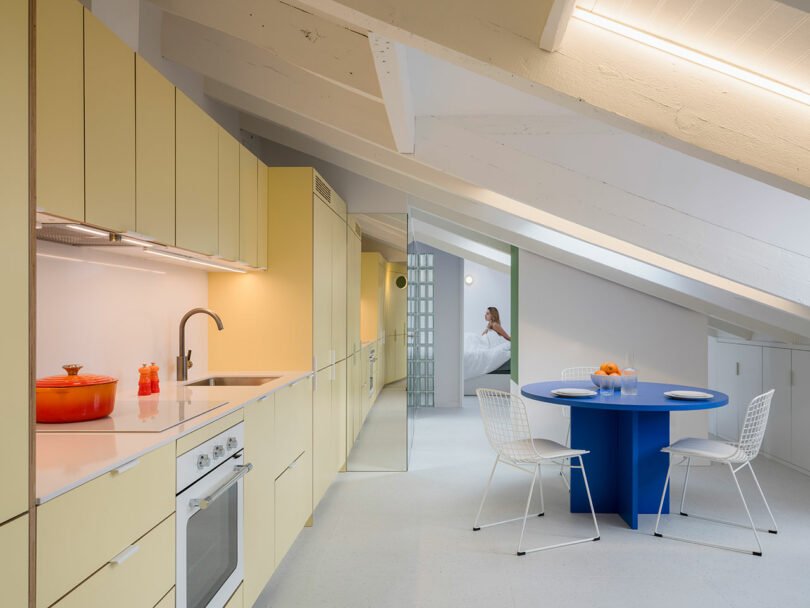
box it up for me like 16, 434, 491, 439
521, 381, 728, 529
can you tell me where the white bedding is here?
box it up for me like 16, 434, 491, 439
463, 331, 511, 379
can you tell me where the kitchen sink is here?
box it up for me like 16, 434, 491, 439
184, 376, 280, 387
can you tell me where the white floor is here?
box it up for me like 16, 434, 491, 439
256, 397, 810, 608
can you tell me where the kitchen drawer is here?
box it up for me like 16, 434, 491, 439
52, 515, 174, 608
224, 583, 243, 608
273, 376, 312, 478
37, 443, 174, 608
0, 514, 28, 608
275, 450, 312, 566
154, 588, 174, 608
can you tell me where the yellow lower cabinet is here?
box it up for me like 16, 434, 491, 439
332, 359, 347, 471
154, 588, 175, 608
37, 443, 174, 608
273, 377, 313, 479
0, 514, 28, 607
52, 515, 175, 608
312, 368, 333, 507
275, 451, 312, 567
225, 583, 243, 608
244, 394, 275, 607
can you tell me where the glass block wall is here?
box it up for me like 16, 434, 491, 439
407, 252, 435, 407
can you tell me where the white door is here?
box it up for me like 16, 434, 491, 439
761, 347, 791, 462
714, 342, 762, 441
791, 350, 810, 471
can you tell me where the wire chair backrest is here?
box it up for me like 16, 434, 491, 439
735, 389, 775, 461
475, 389, 539, 462
561, 366, 599, 381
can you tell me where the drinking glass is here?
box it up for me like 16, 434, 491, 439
599, 375, 613, 397
621, 368, 638, 396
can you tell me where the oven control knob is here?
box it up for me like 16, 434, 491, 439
196, 454, 211, 469
226, 437, 238, 451
213, 445, 225, 459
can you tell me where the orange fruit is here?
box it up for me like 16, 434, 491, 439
603, 362, 619, 375
594, 370, 607, 376
609, 372, 621, 377
599, 362, 610, 372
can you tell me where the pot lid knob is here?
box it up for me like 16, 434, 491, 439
62, 364, 83, 376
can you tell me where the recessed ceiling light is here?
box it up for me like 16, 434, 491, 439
464, 275, 474, 285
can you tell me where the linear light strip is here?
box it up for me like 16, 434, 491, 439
37, 252, 165, 275
146, 249, 247, 273
572, 7, 810, 107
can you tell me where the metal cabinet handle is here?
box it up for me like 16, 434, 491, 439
286, 452, 305, 471
112, 459, 140, 476
190, 463, 253, 509
109, 544, 139, 565
258, 394, 269, 402
736, 362, 740, 375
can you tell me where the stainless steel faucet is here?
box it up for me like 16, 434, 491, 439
177, 308, 224, 381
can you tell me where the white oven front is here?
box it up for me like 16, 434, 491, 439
176, 427, 250, 608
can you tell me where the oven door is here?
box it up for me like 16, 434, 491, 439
176, 451, 251, 608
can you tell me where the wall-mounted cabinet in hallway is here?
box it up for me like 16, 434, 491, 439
347, 220, 362, 355
135, 56, 175, 244
239, 147, 259, 266
84, 8, 135, 232
176, 91, 218, 255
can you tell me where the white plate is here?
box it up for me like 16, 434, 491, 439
664, 390, 713, 400
552, 388, 597, 398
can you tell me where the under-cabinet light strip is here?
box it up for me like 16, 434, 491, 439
146, 249, 247, 273
66, 224, 110, 238
572, 7, 810, 107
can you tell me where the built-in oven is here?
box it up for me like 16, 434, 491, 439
176, 422, 252, 608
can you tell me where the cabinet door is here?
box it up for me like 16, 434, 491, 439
791, 350, 810, 471
239, 146, 258, 266
218, 129, 239, 261
0, 515, 27, 608
84, 9, 135, 232
331, 215, 347, 361
135, 56, 175, 244
313, 367, 333, 507
273, 377, 313, 479
332, 359, 347, 470
761, 347, 791, 462
176, 92, 218, 255
347, 231, 362, 354
313, 200, 333, 370
714, 343, 762, 441
257, 161, 268, 269
244, 393, 275, 608
36, 0, 84, 220
275, 450, 311, 566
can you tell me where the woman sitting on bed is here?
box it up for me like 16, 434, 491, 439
482, 307, 510, 341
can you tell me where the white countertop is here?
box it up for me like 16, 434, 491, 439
36, 370, 312, 504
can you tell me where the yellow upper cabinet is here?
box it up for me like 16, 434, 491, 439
36, 0, 84, 220
346, 225, 362, 355
218, 128, 239, 261
135, 56, 175, 244
239, 146, 258, 267
361, 252, 384, 343
176, 91, 218, 255
313, 199, 333, 370
84, 9, 136, 232
331, 214, 347, 361
257, 160, 269, 270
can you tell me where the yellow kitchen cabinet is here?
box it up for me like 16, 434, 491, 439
347, 222, 362, 355
84, 8, 136, 232
0, 515, 28, 608
136, 56, 175, 244
218, 128, 240, 261
0, 0, 30, 526
244, 392, 276, 608
257, 160, 269, 269
313, 170, 347, 220
176, 91, 218, 255
224, 584, 244, 608
361, 252, 385, 343
154, 588, 175, 608
332, 214, 348, 362
239, 146, 258, 266
37, 443, 174, 608
274, 376, 313, 479
36, 0, 84, 220
52, 515, 175, 608
333, 358, 347, 470
275, 450, 312, 567
313, 198, 333, 371
312, 367, 333, 507
346, 353, 359, 452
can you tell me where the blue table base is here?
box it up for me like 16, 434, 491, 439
570, 407, 670, 529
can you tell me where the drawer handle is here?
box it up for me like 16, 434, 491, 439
258, 395, 269, 402
287, 452, 305, 471
112, 459, 140, 476
109, 544, 139, 566
190, 463, 253, 510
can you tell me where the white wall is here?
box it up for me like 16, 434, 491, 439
36, 241, 210, 392
463, 260, 510, 336
517, 250, 709, 444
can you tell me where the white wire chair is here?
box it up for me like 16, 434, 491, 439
653, 389, 777, 556
557, 367, 599, 489
473, 389, 600, 555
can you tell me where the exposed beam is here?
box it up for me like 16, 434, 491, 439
151, 0, 382, 99
293, 0, 810, 199
539, 0, 577, 52
160, 14, 395, 149
708, 318, 755, 342
368, 33, 415, 153
410, 218, 511, 273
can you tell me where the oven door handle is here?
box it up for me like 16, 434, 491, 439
189, 463, 253, 510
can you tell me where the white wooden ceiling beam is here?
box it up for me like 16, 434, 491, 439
293, 0, 810, 199
160, 14, 395, 149
539, 0, 577, 52
368, 33, 415, 153
151, 0, 382, 100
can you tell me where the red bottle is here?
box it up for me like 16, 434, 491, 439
138, 363, 152, 396
149, 362, 160, 394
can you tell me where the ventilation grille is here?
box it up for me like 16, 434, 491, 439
314, 175, 331, 203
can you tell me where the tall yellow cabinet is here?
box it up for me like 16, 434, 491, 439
1, 0, 30, 605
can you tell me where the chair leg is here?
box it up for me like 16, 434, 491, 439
537, 462, 545, 516
746, 462, 778, 534
679, 457, 691, 516
653, 460, 674, 537
560, 422, 571, 491
516, 464, 539, 555
728, 463, 764, 556
579, 456, 601, 541
473, 455, 499, 531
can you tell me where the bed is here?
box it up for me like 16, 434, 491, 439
463, 332, 511, 396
